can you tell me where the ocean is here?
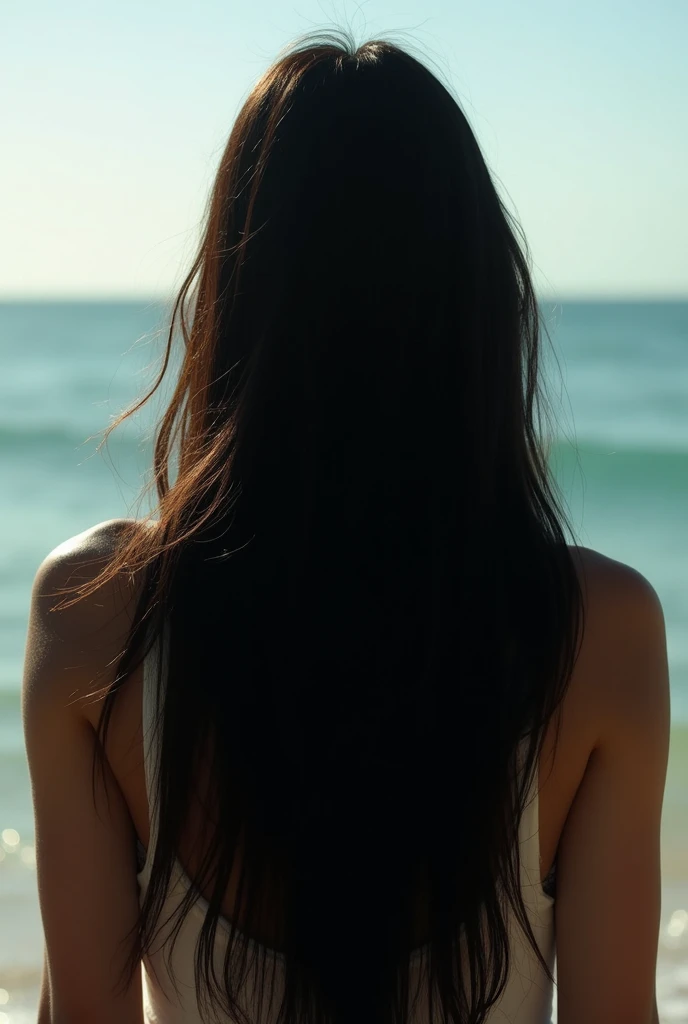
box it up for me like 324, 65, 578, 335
0, 300, 686, 1022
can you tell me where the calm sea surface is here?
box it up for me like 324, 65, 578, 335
0, 300, 686, 1021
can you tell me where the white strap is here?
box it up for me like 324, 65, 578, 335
142, 624, 166, 864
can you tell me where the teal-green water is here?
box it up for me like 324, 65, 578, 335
0, 300, 686, 1021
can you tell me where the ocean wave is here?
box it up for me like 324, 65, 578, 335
551, 436, 688, 458
0, 422, 145, 452
0, 689, 22, 712
0, 422, 686, 459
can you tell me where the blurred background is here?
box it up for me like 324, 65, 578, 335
0, 1, 686, 1021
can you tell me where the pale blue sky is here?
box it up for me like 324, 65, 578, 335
3, 0, 686, 298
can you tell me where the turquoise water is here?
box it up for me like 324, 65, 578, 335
0, 299, 686, 1021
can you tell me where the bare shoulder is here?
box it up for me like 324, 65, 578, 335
24, 518, 156, 712
33, 517, 156, 614
23, 522, 153, 1021
555, 547, 669, 1021
569, 545, 664, 621
567, 545, 669, 740
36, 516, 155, 588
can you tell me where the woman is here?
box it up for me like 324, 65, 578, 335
23, 32, 669, 1024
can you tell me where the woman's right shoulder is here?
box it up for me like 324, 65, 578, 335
568, 544, 663, 617
553, 547, 669, 1021
566, 545, 668, 742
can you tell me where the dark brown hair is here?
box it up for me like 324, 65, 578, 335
66, 29, 582, 1024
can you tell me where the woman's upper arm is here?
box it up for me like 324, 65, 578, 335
22, 528, 144, 1024
555, 564, 670, 1024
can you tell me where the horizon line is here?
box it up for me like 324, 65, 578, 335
0, 293, 686, 304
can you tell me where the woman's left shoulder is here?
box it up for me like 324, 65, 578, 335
33, 516, 156, 603
23, 518, 156, 713
40, 516, 156, 572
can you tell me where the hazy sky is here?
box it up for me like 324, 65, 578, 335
3, 0, 686, 298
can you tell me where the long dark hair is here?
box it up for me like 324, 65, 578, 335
62, 30, 583, 1024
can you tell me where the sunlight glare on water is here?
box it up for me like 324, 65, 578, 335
1, 830, 19, 849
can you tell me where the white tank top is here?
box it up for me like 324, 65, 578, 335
137, 630, 556, 1024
